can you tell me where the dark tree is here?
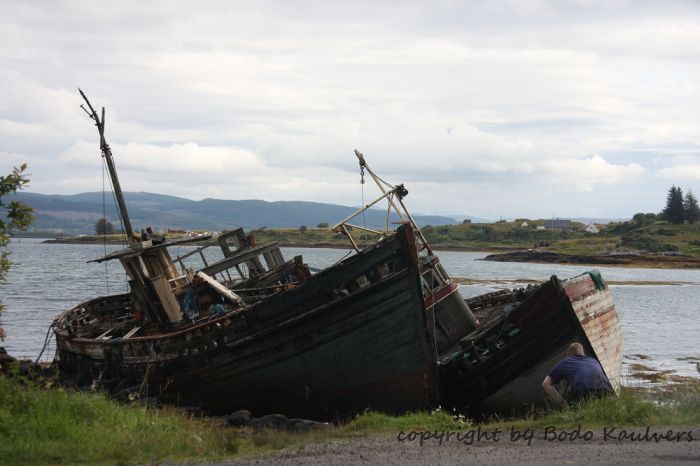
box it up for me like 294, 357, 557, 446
317, 222, 329, 228
661, 186, 685, 224
299, 225, 308, 236
1, 164, 33, 338
632, 213, 657, 227
684, 190, 700, 224
632, 212, 647, 226
95, 217, 115, 235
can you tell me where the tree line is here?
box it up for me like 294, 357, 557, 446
661, 186, 700, 224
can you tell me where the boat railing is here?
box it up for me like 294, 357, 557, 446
173, 244, 212, 270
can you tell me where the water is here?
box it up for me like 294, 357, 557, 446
1, 238, 699, 382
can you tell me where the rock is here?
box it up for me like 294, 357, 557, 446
288, 418, 331, 433
137, 397, 162, 409
181, 406, 205, 418
250, 413, 290, 431
0, 347, 17, 372
248, 413, 333, 432
227, 409, 253, 427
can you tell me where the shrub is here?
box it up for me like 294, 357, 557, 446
620, 233, 678, 252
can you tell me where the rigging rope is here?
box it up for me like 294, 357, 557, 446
102, 158, 110, 294
430, 269, 439, 361
34, 324, 54, 365
370, 170, 393, 189
360, 163, 367, 247
102, 156, 130, 292
102, 154, 127, 248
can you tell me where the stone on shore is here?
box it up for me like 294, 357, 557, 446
228, 411, 331, 432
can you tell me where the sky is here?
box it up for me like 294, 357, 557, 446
2, 0, 700, 220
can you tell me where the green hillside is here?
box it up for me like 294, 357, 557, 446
418, 218, 700, 257
248, 219, 700, 257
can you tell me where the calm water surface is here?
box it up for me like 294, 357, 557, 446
2, 238, 699, 382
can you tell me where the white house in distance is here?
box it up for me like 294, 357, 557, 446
584, 223, 600, 234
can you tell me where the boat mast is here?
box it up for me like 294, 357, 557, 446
79, 89, 135, 246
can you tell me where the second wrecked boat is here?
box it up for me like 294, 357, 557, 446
440, 271, 622, 413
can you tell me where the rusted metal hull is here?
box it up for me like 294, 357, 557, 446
54, 226, 442, 416
440, 271, 623, 413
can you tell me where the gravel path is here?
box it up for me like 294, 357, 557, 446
184, 426, 699, 465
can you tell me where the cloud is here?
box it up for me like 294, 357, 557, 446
58, 141, 265, 175
1, 0, 699, 219
544, 154, 645, 191
657, 155, 700, 181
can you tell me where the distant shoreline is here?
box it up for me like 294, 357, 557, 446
38, 238, 506, 253
41, 238, 129, 245
36, 238, 700, 269
481, 250, 700, 269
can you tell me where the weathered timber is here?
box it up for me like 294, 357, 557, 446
439, 271, 623, 414
53, 225, 443, 416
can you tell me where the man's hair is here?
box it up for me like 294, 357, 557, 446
566, 342, 585, 356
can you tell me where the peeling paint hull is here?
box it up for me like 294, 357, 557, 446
440, 271, 623, 413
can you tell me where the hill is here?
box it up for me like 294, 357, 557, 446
9, 191, 459, 235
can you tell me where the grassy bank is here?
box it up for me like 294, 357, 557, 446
0, 376, 240, 464
343, 383, 700, 434
1, 373, 698, 465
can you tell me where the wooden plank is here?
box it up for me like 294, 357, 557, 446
199, 243, 280, 277
569, 284, 623, 393
196, 271, 245, 305
123, 326, 141, 339
151, 275, 183, 323
96, 326, 116, 340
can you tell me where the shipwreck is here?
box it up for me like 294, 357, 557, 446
51, 91, 623, 418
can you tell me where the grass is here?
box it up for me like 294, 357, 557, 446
340, 385, 700, 436
343, 409, 469, 433
551, 236, 621, 255
500, 386, 700, 429
1, 373, 698, 465
0, 375, 240, 465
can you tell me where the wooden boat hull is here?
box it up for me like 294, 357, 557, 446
440, 271, 623, 413
54, 226, 441, 416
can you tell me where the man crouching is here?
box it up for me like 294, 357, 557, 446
542, 342, 613, 407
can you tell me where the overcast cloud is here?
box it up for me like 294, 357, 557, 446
2, 0, 699, 219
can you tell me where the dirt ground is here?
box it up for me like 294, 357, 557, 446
185, 426, 699, 465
